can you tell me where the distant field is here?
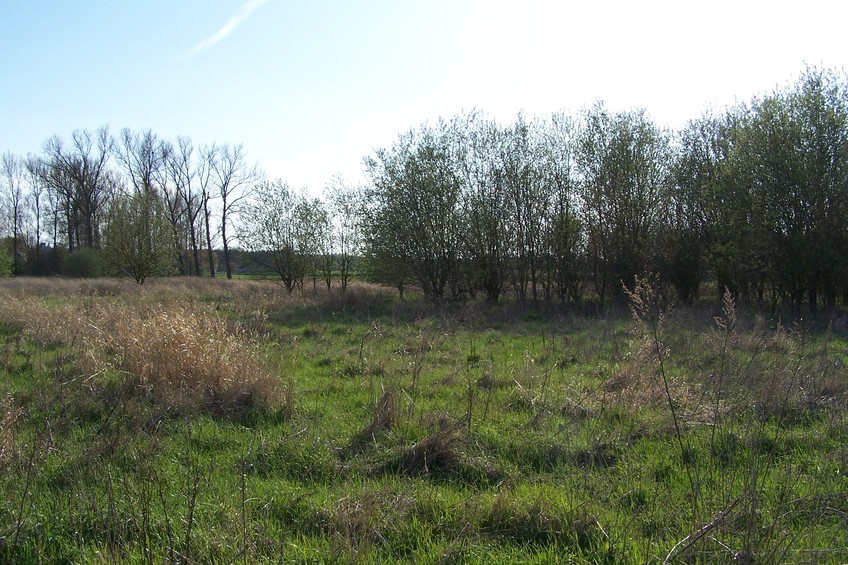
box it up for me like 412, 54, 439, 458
1, 278, 846, 563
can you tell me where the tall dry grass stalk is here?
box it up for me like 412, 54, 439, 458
609, 274, 695, 423
624, 274, 702, 528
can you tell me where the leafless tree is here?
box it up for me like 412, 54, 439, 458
209, 143, 258, 279
115, 128, 164, 195
24, 155, 49, 274
1, 152, 27, 274
198, 145, 218, 277
42, 126, 114, 250
166, 136, 204, 276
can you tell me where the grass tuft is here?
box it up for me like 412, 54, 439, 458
393, 426, 462, 477
346, 387, 397, 456
106, 305, 283, 417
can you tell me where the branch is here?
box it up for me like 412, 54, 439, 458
664, 498, 740, 564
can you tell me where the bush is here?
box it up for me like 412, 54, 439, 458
102, 191, 177, 284
0, 248, 11, 277
62, 248, 104, 278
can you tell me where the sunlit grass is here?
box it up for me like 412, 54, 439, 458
0, 277, 846, 563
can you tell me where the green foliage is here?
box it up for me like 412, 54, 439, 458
365, 112, 588, 303
8, 66, 847, 312
239, 179, 317, 293
362, 66, 848, 310
690, 66, 848, 308
577, 103, 672, 300
324, 176, 365, 292
61, 247, 104, 278
365, 120, 464, 298
0, 247, 11, 277
102, 190, 177, 284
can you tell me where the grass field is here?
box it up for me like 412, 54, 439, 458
0, 277, 846, 563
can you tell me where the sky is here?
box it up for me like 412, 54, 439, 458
1, 0, 846, 194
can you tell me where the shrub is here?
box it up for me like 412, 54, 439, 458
0, 248, 12, 277
102, 191, 177, 284
62, 248, 104, 278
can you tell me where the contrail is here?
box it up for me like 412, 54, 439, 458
178, 0, 269, 59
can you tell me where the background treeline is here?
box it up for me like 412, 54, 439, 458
0, 124, 364, 288
0, 130, 262, 282
362, 67, 848, 310
1, 67, 847, 310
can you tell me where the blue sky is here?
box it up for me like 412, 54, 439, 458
1, 1, 846, 193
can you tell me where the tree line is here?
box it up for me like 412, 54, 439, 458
0, 129, 267, 282
2, 67, 847, 310
362, 67, 848, 310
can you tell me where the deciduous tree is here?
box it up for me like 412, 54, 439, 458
102, 189, 177, 284
42, 126, 114, 250
365, 121, 463, 298
577, 104, 671, 301
1, 152, 27, 275
240, 179, 309, 293
209, 143, 258, 279
325, 175, 365, 292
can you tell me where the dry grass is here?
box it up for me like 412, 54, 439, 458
0, 276, 132, 298
0, 276, 403, 421
346, 387, 397, 456
601, 339, 693, 411
605, 281, 848, 429
328, 488, 416, 556
392, 426, 463, 477
104, 304, 283, 416
0, 281, 284, 418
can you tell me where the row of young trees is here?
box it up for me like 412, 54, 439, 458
362, 67, 848, 309
2, 67, 847, 309
239, 176, 362, 293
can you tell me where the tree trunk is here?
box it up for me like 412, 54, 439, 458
221, 212, 232, 279
189, 222, 201, 276
203, 198, 215, 278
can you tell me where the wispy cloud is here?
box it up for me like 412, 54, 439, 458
178, 0, 269, 59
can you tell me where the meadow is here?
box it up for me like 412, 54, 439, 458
0, 277, 846, 564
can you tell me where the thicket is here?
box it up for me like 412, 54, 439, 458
363, 67, 848, 310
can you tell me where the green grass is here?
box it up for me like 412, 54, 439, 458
0, 278, 846, 563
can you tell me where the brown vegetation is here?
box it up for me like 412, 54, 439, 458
0, 277, 284, 418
